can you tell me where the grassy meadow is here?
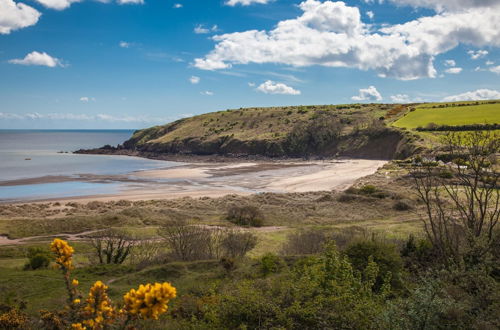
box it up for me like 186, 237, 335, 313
393, 102, 500, 129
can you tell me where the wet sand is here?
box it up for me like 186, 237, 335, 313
0, 159, 387, 203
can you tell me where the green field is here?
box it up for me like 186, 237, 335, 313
393, 103, 500, 129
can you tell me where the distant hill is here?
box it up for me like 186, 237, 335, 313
79, 101, 499, 160
114, 104, 417, 160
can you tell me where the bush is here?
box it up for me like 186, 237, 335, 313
221, 230, 257, 258
25, 247, 50, 270
346, 240, 404, 292
260, 253, 285, 276
359, 185, 377, 195
226, 204, 264, 227
282, 229, 328, 255
337, 193, 358, 203
393, 200, 412, 211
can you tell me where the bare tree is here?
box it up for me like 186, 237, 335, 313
89, 229, 134, 264
411, 131, 499, 266
221, 230, 257, 258
159, 221, 257, 261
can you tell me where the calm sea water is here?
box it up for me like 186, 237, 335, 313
0, 130, 175, 201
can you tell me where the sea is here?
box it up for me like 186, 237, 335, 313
0, 130, 176, 202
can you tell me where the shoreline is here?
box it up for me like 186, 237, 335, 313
0, 158, 388, 204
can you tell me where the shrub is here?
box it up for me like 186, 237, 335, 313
260, 253, 285, 276
359, 185, 377, 195
346, 240, 404, 292
226, 204, 264, 227
393, 200, 412, 211
89, 229, 134, 264
438, 170, 454, 179
25, 247, 51, 270
337, 192, 358, 202
282, 229, 329, 255
221, 230, 257, 258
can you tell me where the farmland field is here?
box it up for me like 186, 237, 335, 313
393, 103, 500, 129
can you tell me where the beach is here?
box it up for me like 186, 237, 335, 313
0, 158, 387, 203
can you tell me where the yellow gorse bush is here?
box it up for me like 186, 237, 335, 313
123, 282, 177, 320
50, 238, 74, 270
46, 238, 176, 329
81, 281, 116, 328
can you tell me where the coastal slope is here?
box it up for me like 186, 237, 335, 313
82, 104, 418, 160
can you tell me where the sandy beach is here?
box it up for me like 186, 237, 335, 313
0, 159, 387, 203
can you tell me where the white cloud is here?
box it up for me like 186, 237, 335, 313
442, 89, 500, 102
225, 0, 271, 6
79, 97, 95, 102
117, 0, 144, 4
467, 49, 488, 59
256, 80, 301, 95
352, 86, 383, 101
0, 112, 177, 123
248, 82, 256, 87
173, 3, 182, 8
0, 0, 41, 34
489, 65, 500, 74
485, 60, 494, 66
189, 76, 200, 84
366, 10, 374, 19
34, 0, 80, 10
119, 41, 132, 48
201, 91, 214, 96
386, 0, 499, 12
445, 67, 462, 74
390, 94, 411, 103
195, 0, 500, 80
194, 24, 218, 34
444, 59, 456, 67
9, 51, 64, 67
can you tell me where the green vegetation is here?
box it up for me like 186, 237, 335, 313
1, 110, 500, 328
393, 102, 500, 129
85, 103, 416, 159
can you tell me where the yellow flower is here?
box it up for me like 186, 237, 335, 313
71, 323, 86, 330
81, 281, 115, 328
50, 238, 74, 270
73, 299, 81, 304
72, 279, 79, 286
123, 282, 176, 320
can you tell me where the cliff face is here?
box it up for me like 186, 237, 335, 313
117, 105, 417, 160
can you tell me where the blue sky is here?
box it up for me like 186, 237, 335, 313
1, 0, 499, 129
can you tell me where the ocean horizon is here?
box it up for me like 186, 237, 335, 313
0, 130, 176, 202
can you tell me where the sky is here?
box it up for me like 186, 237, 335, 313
1, 0, 499, 129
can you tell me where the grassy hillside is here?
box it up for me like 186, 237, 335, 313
116, 104, 416, 159
393, 101, 500, 129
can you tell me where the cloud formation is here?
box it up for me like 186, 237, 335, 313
256, 80, 301, 95
225, 0, 271, 6
0, 112, 176, 123
195, 0, 500, 80
9, 51, 64, 67
194, 24, 218, 34
390, 94, 411, 103
352, 86, 382, 101
117, 0, 144, 4
34, 0, 80, 10
442, 89, 500, 102
386, 0, 498, 12
189, 76, 200, 84
0, 0, 41, 34
79, 97, 95, 102
467, 50, 488, 59
489, 65, 500, 74
445, 67, 462, 74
